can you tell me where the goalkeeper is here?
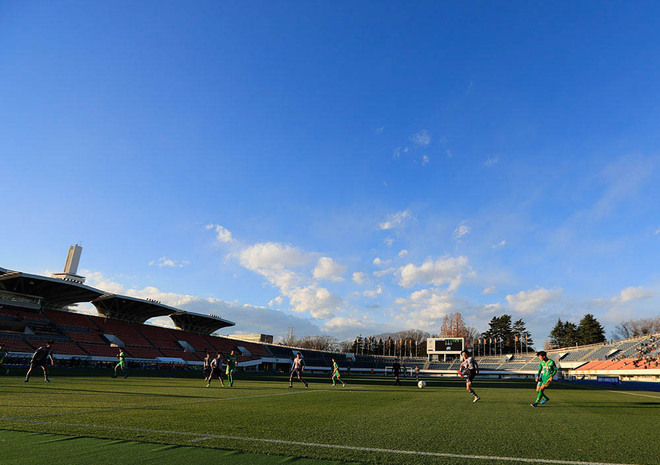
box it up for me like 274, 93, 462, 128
531, 351, 557, 407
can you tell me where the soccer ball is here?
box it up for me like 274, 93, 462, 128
417, 380, 426, 389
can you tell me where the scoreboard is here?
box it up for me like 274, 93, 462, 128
427, 337, 464, 354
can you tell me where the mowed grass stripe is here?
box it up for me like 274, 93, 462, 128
0, 417, 641, 465
1, 376, 657, 465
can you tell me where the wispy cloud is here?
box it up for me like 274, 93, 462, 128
506, 288, 562, 313
379, 210, 411, 230
411, 129, 431, 147
205, 224, 233, 243
399, 256, 473, 291
453, 221, 470, 240
484, 156, 499, 168
148, 257, 190, 268
492, 240, 506, 249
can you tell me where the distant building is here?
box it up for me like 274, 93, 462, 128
228, 333, 274, 344
51, 245, 86, 284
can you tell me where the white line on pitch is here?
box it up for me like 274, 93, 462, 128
0, 417, 640, 465
606, 390, 660, 400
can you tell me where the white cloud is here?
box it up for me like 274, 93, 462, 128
482, 303, 502, 313
373, 267, 396, 278
363, 287, 382, 298
384, 237, 394, 247
379, 210, 411, 230
239, 242, 309, 272
482, 286, 496, 295
453, 221, 470, 240
285, 285, 342, 318
399, 256, 472, 291
421, 155, 430, 166
206, 224, 233, 243
611, 286, 655, 304
394, 288, 457, 327
352, 272, 368, 284
85, 270, 322, 338
492, 240, 506, 249
323, 316, 369, 335
392, 146, 409, 158
372, 257, 391, 266
506, 288, 562, 313
148, 256, 190, 268
398, 249, 408, 258
313, 257, 346, 282
411, 129, 431, 147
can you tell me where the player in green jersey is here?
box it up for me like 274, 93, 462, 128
531, 351, 557, 407
331, 358, 346, 387
0, 344, 8, 375
112, 348, 128, 378
225, 350, 237, 387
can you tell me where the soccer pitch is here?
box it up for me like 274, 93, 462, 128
1, 373, 658, 465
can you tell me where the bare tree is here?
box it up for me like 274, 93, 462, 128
613, 316, 660, 340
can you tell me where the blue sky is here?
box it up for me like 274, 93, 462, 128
1, 2, 659, 343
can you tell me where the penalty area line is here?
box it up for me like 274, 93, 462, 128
0, 417, 639, 465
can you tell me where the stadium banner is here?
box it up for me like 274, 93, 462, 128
597, 376, 621, 385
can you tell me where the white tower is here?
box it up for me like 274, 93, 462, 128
51, 244, 86, 284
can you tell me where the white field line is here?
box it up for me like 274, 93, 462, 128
12, 389, 319, 419
0, 417, 640, 465
605, 390, 660, 400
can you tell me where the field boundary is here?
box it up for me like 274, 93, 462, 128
0, 417, 640, 465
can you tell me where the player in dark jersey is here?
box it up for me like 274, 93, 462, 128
531, 351, 557, 407
112, 348, 128, 378
206, 352, 225, 387
459, 350, 480, 402
25, 340, 55, 383
392, 359, 401, 385
0, 344, 8, 375
289, 352, 308, 388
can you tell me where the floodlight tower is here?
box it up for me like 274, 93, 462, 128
51, 244, 86, 284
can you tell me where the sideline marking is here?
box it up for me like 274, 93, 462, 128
606, 390, 660, 400
0, 417, 640, 465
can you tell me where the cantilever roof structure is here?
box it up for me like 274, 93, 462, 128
91, 293, 179, 324
0, 271, 104, 308
170, 311, 234, 335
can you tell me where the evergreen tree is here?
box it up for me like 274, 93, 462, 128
550, 319, 578, 348
577, 314, 606, 345
512, 318, 534, 352
481, 314, 514, 353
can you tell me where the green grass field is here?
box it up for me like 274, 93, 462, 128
1, 372, 658, 465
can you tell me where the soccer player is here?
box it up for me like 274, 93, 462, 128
331, 358, 346, 387
226, 350, 237, 387
289, 352, 308, 388
25, 340, 55, 383
459, 350, 480, 402
0, 344, 8, 375
203, 351, 211, 380
531, 351, 557, 407
392, 359, 401, 386
112, 348, 128, 378
414, 365, 420, 381
206, 352, 225, 387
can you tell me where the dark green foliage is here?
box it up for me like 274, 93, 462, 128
551, 315, 606, 348
577, 314, 606, 345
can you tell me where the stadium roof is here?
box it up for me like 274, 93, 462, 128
0, 266, 7, 275
0, 271, 104, 307
170, 311, 234, 335
91, 293, 179, 324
